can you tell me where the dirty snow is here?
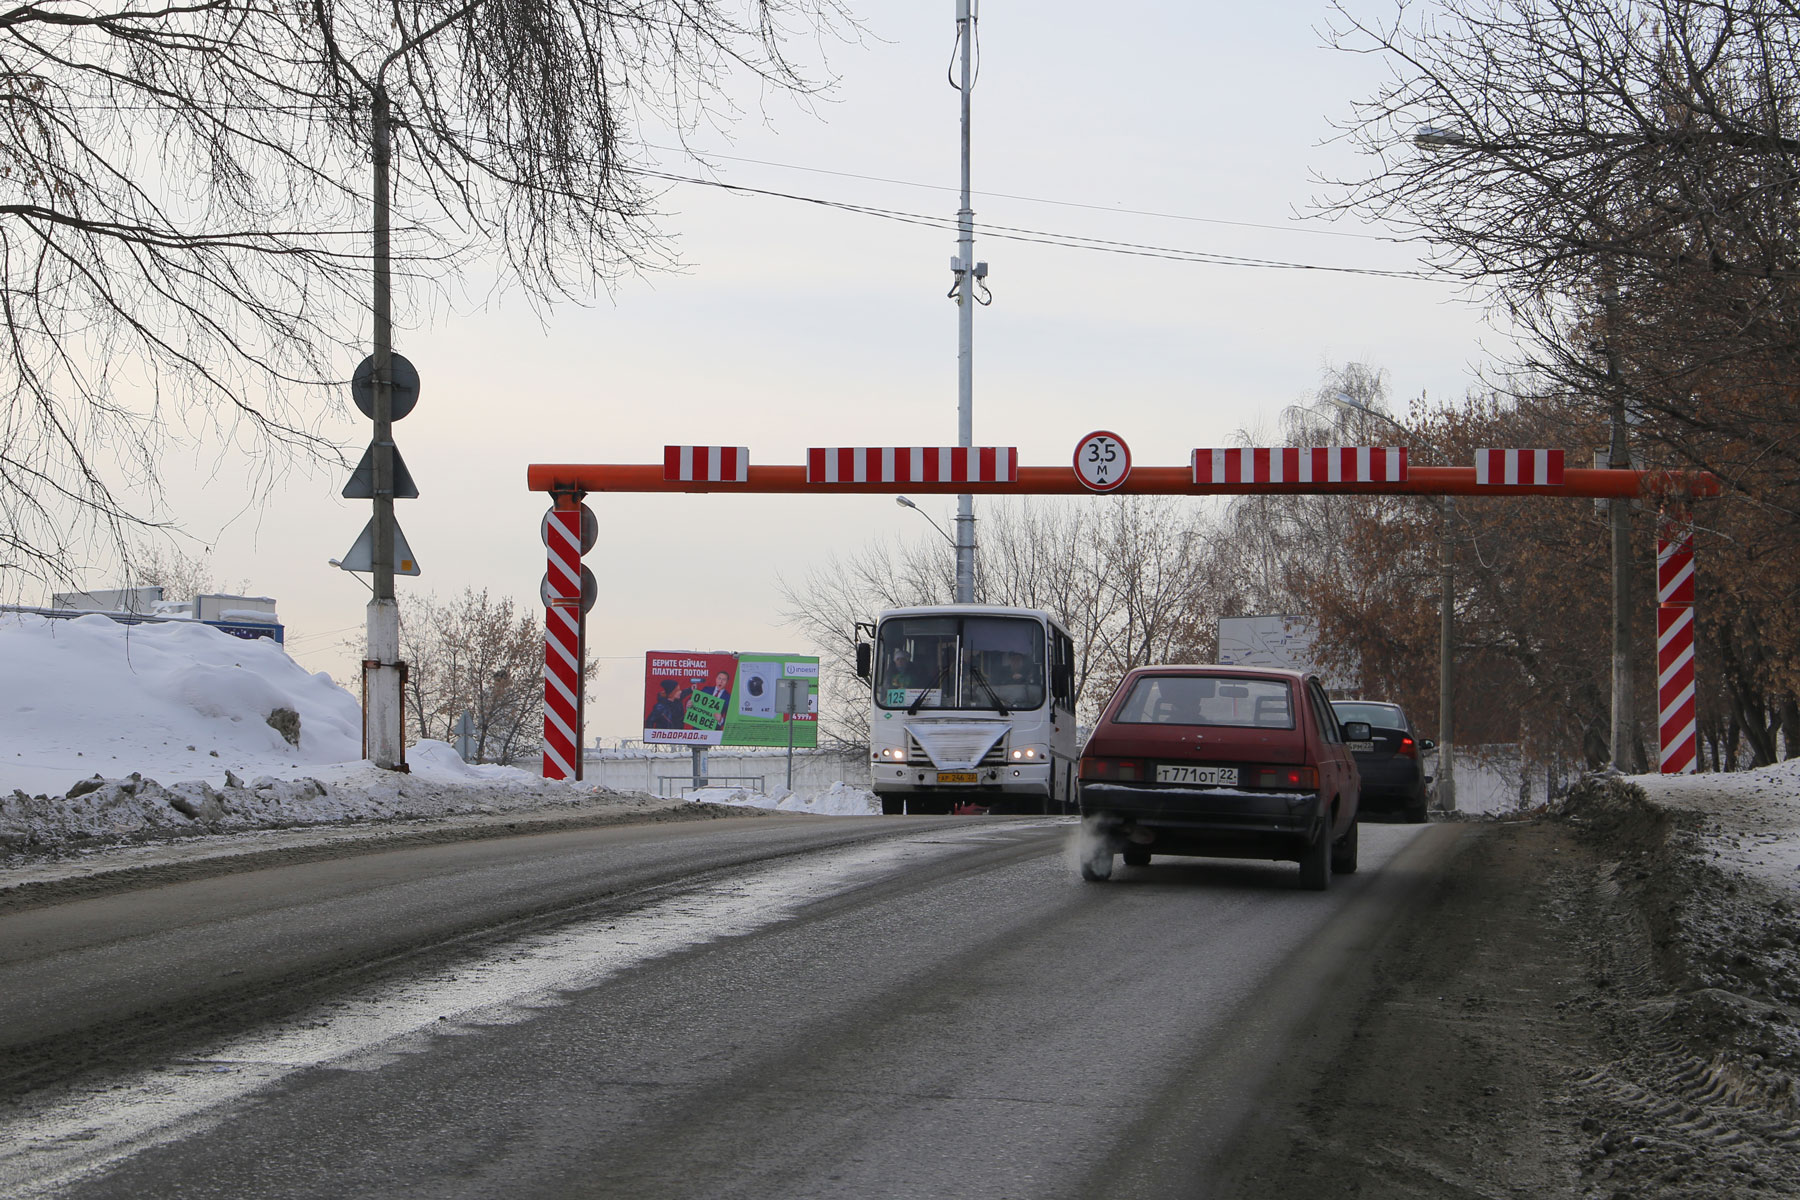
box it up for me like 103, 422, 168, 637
0, 612, 876, 862
1638, 756, 1800, 892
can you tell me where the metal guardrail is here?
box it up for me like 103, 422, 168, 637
656, 774, 766, 797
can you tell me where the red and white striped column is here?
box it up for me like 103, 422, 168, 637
1656, 514, 1697, 774
542, 501, 586, 781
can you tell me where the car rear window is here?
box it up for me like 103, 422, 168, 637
1113, 676, 1295, 729
1332, 702, 1403, 728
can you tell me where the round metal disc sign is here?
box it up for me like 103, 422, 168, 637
541, 566, 598, 614
352, 352, 421, 421
541, 504, 599, 555
1074, 430, 1131, 492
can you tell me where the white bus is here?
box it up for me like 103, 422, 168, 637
856, 605, 1079, 815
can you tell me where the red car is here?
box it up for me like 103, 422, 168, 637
1077, 666, 1365, 889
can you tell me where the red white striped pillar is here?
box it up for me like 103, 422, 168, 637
542, 500, 586, 781
1656, 515, 1697, 774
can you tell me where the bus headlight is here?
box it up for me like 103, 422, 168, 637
875, 747, 907, 762
1008, 745, 1045, 761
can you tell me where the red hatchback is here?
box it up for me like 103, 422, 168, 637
1077, 666, 1365, 889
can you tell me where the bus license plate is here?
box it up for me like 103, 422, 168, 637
1156, 764, 1238, 785
936, 771, 979, 784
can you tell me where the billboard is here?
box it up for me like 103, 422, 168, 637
1216, 615, 1357, 692
643, 651, 819, 747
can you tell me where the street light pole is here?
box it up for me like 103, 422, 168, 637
365, 79, 403, 769
1601, 281, 1637, 772
1436, 496, 1457, 811
363, 5, 488, 769
952, 0, 978, 604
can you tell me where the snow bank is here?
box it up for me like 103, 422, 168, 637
687, 780, 882, 816
1638, 758, 1800, 892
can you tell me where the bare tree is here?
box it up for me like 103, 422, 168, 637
400, 586, 567, 764
2, 1, 851, 588
1321, 0, 1800, 758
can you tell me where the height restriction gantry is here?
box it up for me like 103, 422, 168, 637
529, 439, 1719, 783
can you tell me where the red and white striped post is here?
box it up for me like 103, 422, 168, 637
1656, 514, 1697, 774
542, 497, 586, 781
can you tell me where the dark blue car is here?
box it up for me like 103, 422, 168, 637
1331, 700, 1432, 823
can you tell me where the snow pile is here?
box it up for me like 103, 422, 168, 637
0, 614, 634, 852
1639, 757, 1800, 892
1, 612, 363, 796
0, 612, 875, 856
687, 780, 882, 816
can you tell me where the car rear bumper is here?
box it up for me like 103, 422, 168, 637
1079, 781, 1323, 857
1354, 758, 1425, 806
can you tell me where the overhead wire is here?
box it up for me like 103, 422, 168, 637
623, 165, 1430, 280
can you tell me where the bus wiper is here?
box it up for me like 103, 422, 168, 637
905, 661, 954, 715
967, 664, 1010, 716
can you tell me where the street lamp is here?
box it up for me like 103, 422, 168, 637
1329, 393, 1458, 813
363, 6, 492, 770
896, 495, 958, 548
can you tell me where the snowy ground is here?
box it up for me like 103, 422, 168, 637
1638, 757, 1800, 893
0, 613, 877, 868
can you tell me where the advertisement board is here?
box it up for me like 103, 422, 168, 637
1216, 615, 1357, 692
643, 651, 818, 747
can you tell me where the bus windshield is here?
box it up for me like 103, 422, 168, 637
876, 615, 1045, 712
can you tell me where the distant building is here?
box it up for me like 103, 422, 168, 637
46, 587, 284, 644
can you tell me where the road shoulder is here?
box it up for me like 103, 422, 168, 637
1210, 786, 1800, 1199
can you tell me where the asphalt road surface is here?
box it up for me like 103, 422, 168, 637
0, 814, 1455, 1198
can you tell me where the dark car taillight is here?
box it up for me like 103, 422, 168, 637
1396, 736, 1417, 758
1080, 756, 1147, 781
1253, 765, 1317, 790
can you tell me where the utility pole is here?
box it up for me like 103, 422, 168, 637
1436, 497, 1457, 811
1602, 282, 1637, 772
365, 81, 404, 770
951, 0, 982, 604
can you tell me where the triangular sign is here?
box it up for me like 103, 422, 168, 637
338, 518, 422, 575
342, 443, 420, 499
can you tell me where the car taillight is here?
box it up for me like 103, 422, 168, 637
1080, 756, 1146, 781
1397, 736, 1417, 758
1254, 765, 1317, 789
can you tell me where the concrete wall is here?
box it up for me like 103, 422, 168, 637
583, 747, 868, 797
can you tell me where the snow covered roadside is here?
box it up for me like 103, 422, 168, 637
685, 780, 882, 817
0, 613, 872, 883
1637, 757, 1800, 893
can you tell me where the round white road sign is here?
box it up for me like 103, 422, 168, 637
1074, 430, 1131, 492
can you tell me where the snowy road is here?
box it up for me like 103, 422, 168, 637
1, 815, 1449, 1198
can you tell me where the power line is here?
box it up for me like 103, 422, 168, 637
642, 142, 1392, 243
625, 166, 1430, 280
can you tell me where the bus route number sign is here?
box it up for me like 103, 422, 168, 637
1074, 431, 1131, 492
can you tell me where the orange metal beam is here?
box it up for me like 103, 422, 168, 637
527, 463, 1717, 500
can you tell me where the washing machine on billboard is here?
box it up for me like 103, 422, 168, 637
736, 660, 779, 719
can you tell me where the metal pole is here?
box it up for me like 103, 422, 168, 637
787, 715, 795, 791
953, 0, 977, 604
365, 82, 404, 770
1436, 496, 1457, 812
1608, 394, 1636, 772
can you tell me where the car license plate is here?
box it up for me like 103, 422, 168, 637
936, 771, 979, 784
1349, 740, 1375, 753
1155, 764, 1238, 785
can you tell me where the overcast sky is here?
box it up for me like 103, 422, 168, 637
67, 1, 1506, 743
